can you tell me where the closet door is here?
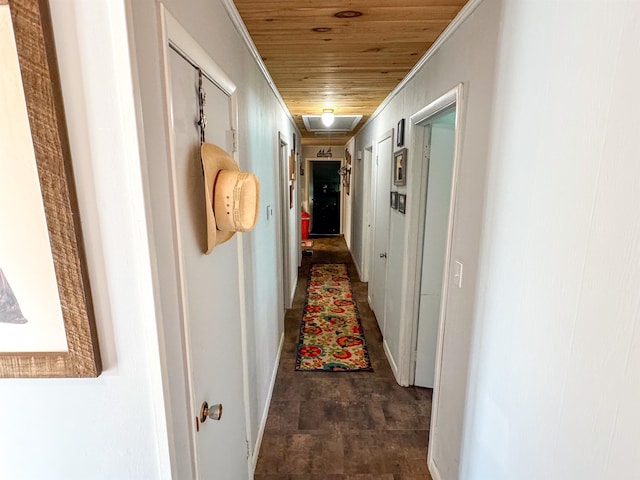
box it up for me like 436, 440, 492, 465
168, 47, 248, 479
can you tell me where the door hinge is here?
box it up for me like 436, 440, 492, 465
232, 128, 238, 153
246, 439, 251, 460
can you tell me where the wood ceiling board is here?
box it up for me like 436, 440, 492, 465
240, 9, 461, 23
232, 0, 468, 138
236, 0, 466, 8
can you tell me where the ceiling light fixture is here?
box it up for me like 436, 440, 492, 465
321, 109, 335, 127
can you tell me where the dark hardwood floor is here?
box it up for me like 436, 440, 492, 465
254, 236, 433, 480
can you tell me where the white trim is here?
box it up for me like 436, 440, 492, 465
351, 250, 363, 281
360, 146, 373, 283
159, 6, 249, 479
220, 0, 295, 127
249, 332, 285, 476
395, 84, 465, 476
236, 233, 254, 476
158, 7, 199, 476
369, 129, 394, 334
163, 9, 235, 96
429, 458, 444, 480
428, 84, 465, 475
383, 339, 402, 385
277, 132, 291, 309
397, 85, 462, 387
360, 0, 483, 133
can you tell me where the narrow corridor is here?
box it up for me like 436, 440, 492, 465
255, 237, 433, 479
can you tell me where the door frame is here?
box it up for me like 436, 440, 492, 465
304, 157, 344, 235
368, 129, 394, 326
158, 6, 251, 477
277, 132, 292, 309
360, 146, 373, 282
398, 84, 464, 478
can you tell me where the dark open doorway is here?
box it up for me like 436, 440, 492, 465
310, 160, 341, 235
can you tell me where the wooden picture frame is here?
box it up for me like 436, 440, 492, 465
390, 191, 398, 209
398, 193, 407, 214
393, 148, 407, 186
0, 0, 101, 377
289, 149, 296, 182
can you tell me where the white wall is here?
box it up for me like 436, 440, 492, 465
463, 1, 640, 479
352, 1, 502, 476
126, 0, 298, 475
353, 0, 640, 479
0, 1, 170, 478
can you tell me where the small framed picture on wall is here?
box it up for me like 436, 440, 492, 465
393, 148, 407, 186
390, 191, 398, 209
398, 194, 406, 214
396, 118, 405, 147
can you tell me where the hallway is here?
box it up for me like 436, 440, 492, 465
255, 237, 433, 479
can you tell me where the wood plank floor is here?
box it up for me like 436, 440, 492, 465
255, 236, 433, 480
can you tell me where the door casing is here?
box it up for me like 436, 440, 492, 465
368, 130, 394, 333
158, 7, 252, 478
398, 84, 465, 480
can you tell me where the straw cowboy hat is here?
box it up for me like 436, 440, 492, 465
201, 143, 260, 254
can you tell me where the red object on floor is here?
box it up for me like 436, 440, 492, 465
301, 211, 310, 239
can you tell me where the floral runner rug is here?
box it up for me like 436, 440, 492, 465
295, 263, 373, 371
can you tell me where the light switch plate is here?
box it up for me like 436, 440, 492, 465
454, 261, 463, 288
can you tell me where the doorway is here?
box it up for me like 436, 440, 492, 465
402, 84, 463, 480
369, 131, 393, 333
413, 107, 456, 388
158, 8, 249, 479
278, 133, 292, 308
309, 160, 341, 235
360, 146, 373, 282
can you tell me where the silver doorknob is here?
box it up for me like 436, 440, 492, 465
200, 401, 223, 423
379, 253, 387, 258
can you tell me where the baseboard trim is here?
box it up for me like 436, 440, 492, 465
383, 338, 402, 385
351, 250, 363, 281
428, 455, 443, 480
249, 331, 284, 475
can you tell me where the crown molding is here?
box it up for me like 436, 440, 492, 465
360, 0, 485, 133
221, 0, 484, 138
221, 0, 296, 128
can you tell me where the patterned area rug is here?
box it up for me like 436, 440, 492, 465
295, 263, 372, 371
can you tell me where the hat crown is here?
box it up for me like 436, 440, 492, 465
214, 170, 260, 232
201, 143, 260, 253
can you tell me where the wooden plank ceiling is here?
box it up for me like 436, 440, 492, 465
232, 0, 468, 146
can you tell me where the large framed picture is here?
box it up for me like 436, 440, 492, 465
393, 148, 407, 186
0, 0, 101, 377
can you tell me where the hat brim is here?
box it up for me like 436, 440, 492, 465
201, 143, 240, 254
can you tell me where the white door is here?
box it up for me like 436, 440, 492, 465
361, 147, 373, 282
415, 112, 456, 388
278, 135, 291, 309
369, 133, 393, 333
169, 48, 248, 479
